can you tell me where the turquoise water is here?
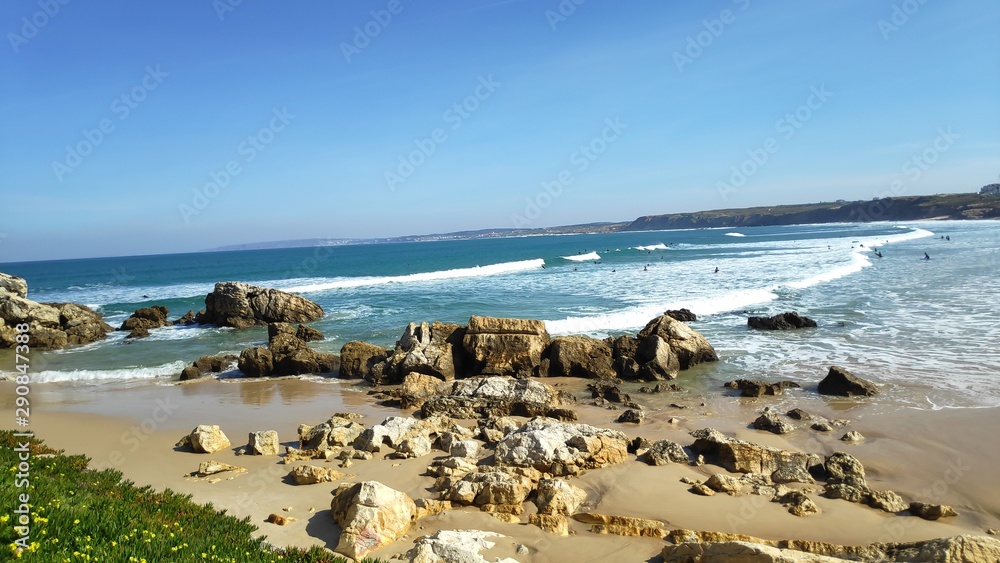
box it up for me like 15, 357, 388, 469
2, 221, 997, 408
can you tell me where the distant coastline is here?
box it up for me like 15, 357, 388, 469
209, 191, 1000, 252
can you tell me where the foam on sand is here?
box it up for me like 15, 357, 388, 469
282, 258, 545, 293
561, 252, 601, 262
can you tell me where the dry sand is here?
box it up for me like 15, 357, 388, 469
2, 375, 999, 562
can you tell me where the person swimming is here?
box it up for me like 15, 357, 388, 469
643, 266, 647, 271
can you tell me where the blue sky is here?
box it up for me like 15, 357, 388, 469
1, 0, 997, 262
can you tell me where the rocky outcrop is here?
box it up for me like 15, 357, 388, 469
399, 372, 449, 409
180, 354, 238, 380
299, 415, 367, 452
463, 316, 550, 377
661, 529, 1000, 563
494, 418, 629, 475
545, 335, 615, 378
748, 312, 818, 330
339, 341, 389, 380
665, 308, 697, 322
329, 481, 417, 560
384, 321, 466, 382
442, 468, 533, 510
120, 306, 171, 337
818, 366, 878, 397
725, 379, 800, 397
535, 478, 587, 515
195, 282, 323, 328
237, 329, 338, 377
353, 415, 453, 454
690, 428, 821, 480
0, 278, 112, 349
636, 314, 719, 370
420, 376, 572, 420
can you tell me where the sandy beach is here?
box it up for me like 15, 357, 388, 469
4, 374, 998, 561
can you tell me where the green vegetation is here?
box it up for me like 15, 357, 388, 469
0, 430, 353, 562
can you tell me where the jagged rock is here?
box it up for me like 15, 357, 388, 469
665, 309, 697, 322
639, 382, 684, 393
290, 465, 343, 485
426, 456, 478, 479
413, 498, 452, 520
841, 431, 864, 443
617, 409, 643, 424
607, 335, 641, 379
545, 335, 616, 378
635, 334, 681, 380
705, 473, 744, 494
299, 416, 366, 451
824, 452, 866, 485
384, 321, 465, 383
462, 315, 550, 377
421, 376, 568, 420
662, 530, 1000, 563
868, 489, 908, 513
753, 412, 795, 434
588, 379, 629, 404
690, 428, 822, 478
494, 418, 629, 475
479, 417, 522, 444
268, 333, 338, 376
811, 421, 834, 432
173, 310, 197, 325
535, 478, 587, 516
329, 481, 417, 560
247, 430, 280, 456
778, 491, 819, 516
193, 354, 237, 373
126, 327, 150, 339
747, 311, 818, 330
0, 286, 112, 350
530, 514, 569, 535
400, 530, 518, 563
771, 465, 815, 485
395, 435, 434, 459
818, 365, 879, 397
726, 379, 801, 397
188, 425, 231, 454
573, 513, 666, 538
399, 372, 449, 409
690, 484, 715, 496
339, 340, 389, 380
196, 281, 323, 328
267, 322, 296, 342
787, 408, 812, 420
354, 415, 452, 453
179, 366, 204, 381
0, 273, 28, 298
636, 313, 718, 370
438, 426, 477, 452
295, 324, 324, 342
450, 440, 480, 459
644, 440, 690, 465
238, 346, 274, 377
444, 470, 531, 508
195, 461, 245, 477
120, 306, 170, 333
910, 502, 959, 520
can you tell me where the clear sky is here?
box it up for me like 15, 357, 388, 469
1, 0, 998, 262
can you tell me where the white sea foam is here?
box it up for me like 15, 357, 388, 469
30, 361, 187, 383
725, 232, 747, 237
544, 288, 778, 336
282, 258, 545, 293
785, 251, 872, 289
633, 243, 668, 251
562, 252, 601, 262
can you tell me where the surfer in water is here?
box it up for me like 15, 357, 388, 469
924, 252, 931, 260
714, 267, 719, 273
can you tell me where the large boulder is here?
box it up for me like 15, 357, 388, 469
238, 332, 338, 377
495, 418, 629, 475
0, 273, 28, 298
400, 372, 449, 409
606, 335, 641, 379
0, 282, 112, 350
634, 333, 681, 380
196, 282, 323, 328
725, 379, 800, 397
299, 415, 366, 451
188, 425, 231, 454
546, 335, 616, 378
690, 428, 822, 479
119, 306, 171, 335
535, 478, 588, 515
384, 321, 466, 382
463, 316, 550, 377
238, 347, 274, 377
636, 314, 718, 370
329, 481, 417, 560
339, 341, 389, 380
747, 311, 818, 330
818, 366, 879, 397
420, 376, 570, 420
443, 469, 532, 508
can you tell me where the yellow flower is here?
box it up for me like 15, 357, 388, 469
73, 519, 80, 525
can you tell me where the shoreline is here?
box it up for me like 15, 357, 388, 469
4, 375, 998, 561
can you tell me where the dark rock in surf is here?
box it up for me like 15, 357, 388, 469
196, 282, 323, 329
747, 312, 817, 330
725, 379, 800, 397
665, 309, 697, 322
818, 366, 879, 397
545, 335, 615, 379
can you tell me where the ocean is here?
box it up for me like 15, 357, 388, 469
2, 220, 998, 410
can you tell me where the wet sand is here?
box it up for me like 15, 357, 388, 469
2, 375, 998, 562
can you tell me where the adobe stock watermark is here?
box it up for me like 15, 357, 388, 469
93, 398, 180, 470
716, 84, 833, 201
340, 0, 407, 63
544, 0, 587, 31
7, 0, 70, 54
673, 0, 751, 72
212, 0, 245, 21
857, 127, 958, 222
511, 116, 627, 228
51, 65, 169, 182
384, 74, 500, 192
179, 107, 295, 223
877, 0, 929, 41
